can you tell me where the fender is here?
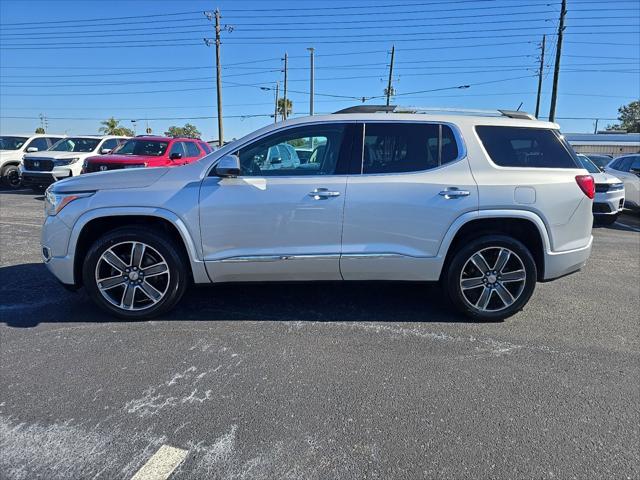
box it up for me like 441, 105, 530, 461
436, 209, 553, 260
68, 206, 211, 284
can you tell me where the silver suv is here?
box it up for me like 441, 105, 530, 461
41, 107, 594, 321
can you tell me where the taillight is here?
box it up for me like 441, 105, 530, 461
575, 175, 595, 199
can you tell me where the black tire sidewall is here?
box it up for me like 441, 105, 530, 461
2, 165, 21, 189
445, 235, 537, 322
82, 227, 187, 319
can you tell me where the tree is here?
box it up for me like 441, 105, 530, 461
277, 98, 293, 119
607, 101, 640, 133
35, 127, 45, 134
99, 117, 134, 136
164, 123, 202, 139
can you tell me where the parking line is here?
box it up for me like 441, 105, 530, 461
616, 222, 640, 233
0, 220, 41, 228
130, 445, 188, 480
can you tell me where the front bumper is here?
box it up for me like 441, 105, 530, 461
41, 214, 76, 285
593, 189, 625, 216
543, 236, 593, 281
19, 165, 73, 186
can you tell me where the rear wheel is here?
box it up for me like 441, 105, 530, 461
1, 164, 22, 189
83, 227, 188, 319
444, 235, 537, 321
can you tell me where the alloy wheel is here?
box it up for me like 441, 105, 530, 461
95, 241, 170, 311
459, 247, 527, 312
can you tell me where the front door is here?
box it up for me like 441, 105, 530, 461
340, 121, 478, 281
199, 122, 356, 282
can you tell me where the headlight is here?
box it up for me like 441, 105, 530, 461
610, 182, 625, 191
44, 188, 94, 216
54, 157, 81, 166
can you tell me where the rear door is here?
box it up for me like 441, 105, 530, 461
340, 121, 478, 280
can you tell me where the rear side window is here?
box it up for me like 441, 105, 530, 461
362, 123, 459, 174
184, 142, 201, 157
199, 142, 212, 154
476, 126, 578, 168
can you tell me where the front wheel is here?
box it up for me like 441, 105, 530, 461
83, 227, 188, 319
444, 235, 537, 321
1, 165, 22, 189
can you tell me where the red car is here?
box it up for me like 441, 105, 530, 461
82, 136, 212, 173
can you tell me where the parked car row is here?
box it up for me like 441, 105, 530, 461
0, 134, 212, 190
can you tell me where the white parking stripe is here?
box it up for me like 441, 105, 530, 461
616, 222, 640, 233
0, 220, 41, 227
130, 445, 188, 480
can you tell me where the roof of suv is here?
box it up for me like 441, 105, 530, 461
131, 136, 202, 142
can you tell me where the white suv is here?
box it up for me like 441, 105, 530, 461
40, 107, 594, 321
20, 135, 128, 189
0, 134, 65, 189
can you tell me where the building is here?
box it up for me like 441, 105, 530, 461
566, 133, 640, 156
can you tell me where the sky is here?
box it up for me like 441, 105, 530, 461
0, 0, 638, 141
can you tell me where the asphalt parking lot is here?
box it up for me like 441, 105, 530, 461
1, 189, 639, 479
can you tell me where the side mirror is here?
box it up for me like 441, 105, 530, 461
26, 147, 38, 153
270, 156, 282, 164
630, 167, 640, 177
215, 154, 241, 177
169, 152, 182, 160
101, 148, 112, 154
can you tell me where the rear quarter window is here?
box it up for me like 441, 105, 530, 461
476, 126, 579, 169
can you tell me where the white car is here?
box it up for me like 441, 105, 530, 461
577, 154, 625, 224
0, 134, 65, 189
40, 107, 594, 321
604, 154, 640, 210
20, 135, 128, 189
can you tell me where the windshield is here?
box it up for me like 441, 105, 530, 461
0, 136, 29, 150
577, 154, 601, 174
51, 137, 101, 153
115, 139, 169, 156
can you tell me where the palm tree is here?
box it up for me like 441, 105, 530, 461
99, 117, 134, 136
277, 98, 293, 120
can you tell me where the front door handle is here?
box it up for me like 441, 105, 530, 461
439, 188, 470, 199
308, 188, 341, 199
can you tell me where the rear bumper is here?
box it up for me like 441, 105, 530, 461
593, 189, 625, 216
543, 236, 592, 281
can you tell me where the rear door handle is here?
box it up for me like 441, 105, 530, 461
308, 188, 341, 199
439, 188, 470, 199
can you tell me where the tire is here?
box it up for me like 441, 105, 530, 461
1, 164, 22, 189
444, 235, 537, 321
83, 227, 188, 320
594, 213, 618, 226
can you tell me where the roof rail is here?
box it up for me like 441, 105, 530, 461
333, 105, 536, 120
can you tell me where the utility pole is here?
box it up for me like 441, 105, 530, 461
535, 35, 546, 119
385, 45, 395, 106
549, 0, 566, 122
214, 9, 224, 146
594, 118, 599, 134
307, 47, 315, 115
39, 113, 48, 133
274, 81, 279, 124
283, 52, 288, 121
204, 9, 230, 146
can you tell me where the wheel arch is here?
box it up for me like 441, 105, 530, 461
70, 208, 209, 287
438, 210, 551, 281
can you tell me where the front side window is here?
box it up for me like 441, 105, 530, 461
51, 137, 101, 153
25, 137, 50, 152
0, 136, 28, 150
236, 124, 347, 176
116, 139, 169, 156
169, 142, 186, 158
476, 126, 579, 168
362, 123, 459, 174
100, 139, 119, 151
